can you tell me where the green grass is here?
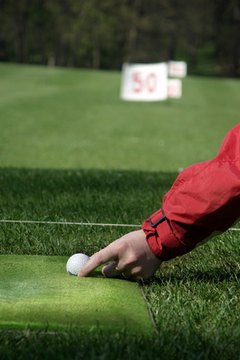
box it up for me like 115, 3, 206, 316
1, 168, 240, 359
0, 255, 152, 334
0, 168, 174, 255
1, 64, 240, 359
0, 63, 239, 171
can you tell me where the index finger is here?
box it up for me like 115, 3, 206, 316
78, 242, 119, 277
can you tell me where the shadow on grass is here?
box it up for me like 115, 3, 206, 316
0, 166, 177, 220
0, 167, 177, 196
1, 325, 240, 360
151, 265, 240, 285
0, 167, 176, 255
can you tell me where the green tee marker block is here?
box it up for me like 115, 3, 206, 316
0, 255, 153, 334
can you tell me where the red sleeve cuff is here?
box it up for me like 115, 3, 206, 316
142, 209, 191, 261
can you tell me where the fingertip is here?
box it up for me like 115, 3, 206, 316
77, 245, 119, 278
78, 266, 89, 277
77, 270, 84, 277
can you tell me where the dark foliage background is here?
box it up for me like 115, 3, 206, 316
0, 0, 239, 77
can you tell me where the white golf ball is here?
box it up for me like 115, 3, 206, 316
66, 253, 90, 276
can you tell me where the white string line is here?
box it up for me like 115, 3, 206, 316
0, 219, 141, 228
0, 219, 240, 231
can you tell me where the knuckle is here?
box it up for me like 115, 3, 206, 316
127, 254, 138, 264
129, 266, 153, 281
119, 254, 137, 270
116, 241, 128, 254
130, 266, 142, 276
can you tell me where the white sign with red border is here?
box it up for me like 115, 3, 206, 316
168, 61, 187, 78
168, 79, 182, 98
121, 63, 168, 101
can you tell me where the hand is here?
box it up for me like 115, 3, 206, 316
78, 229, 161, 281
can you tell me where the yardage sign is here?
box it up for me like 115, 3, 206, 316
168, 61, 187, 78
168, 79, 182, 98
121, 63, 168, 101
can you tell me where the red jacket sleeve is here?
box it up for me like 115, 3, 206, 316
142, 123, 240, 261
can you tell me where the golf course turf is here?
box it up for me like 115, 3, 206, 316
0, 254, 153, 334
1, 64, 240, 359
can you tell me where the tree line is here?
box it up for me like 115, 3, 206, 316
0, 0, 239, 77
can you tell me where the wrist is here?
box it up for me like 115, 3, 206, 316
142, 208, 184, 261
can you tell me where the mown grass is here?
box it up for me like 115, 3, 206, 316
0, 255, 152, 335
0, 64, 240, 359
0, 63, 239, 171
0, 168, 175, 255
1, 168, 240, 359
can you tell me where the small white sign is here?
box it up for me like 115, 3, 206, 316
121, 63, 168, 101
168, 61, 187, 78
168, 79, 182, 98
